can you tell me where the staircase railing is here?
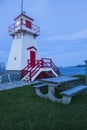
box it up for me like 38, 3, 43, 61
41, 58, 60, 76
51, 62, 60, 76
21, 58, 60, 81
21, 63, 31, 79
29, 60, 42, 81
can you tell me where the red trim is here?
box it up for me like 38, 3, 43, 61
14, 13, 34, 21
27, 46, 37, 51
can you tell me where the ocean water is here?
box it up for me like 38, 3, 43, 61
0, 66, 86, 76
60, 67, 85, 76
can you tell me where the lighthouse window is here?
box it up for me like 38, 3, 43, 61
14, 57, 17, 60
26, 20, 32, 29
15, 20, 20, 27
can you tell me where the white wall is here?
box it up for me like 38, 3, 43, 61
6, 33, 40, 71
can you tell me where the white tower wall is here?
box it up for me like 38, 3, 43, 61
6, 33, 40, 71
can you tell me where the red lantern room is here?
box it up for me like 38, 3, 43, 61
8, 12, 40, 37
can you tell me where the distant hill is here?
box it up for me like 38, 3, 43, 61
76, 65, 85, 68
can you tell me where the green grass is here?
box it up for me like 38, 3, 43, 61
0, 78, 87, 130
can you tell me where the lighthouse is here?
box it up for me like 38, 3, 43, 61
6, 12, 40, 71
6, 12, 60, 82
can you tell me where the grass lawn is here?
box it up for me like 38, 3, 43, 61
0, 76, 87, 130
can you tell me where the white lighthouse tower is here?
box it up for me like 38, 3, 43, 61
6, 12, 60, 82
6, 12, 40, 71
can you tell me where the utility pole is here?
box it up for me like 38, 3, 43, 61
84, 60, 87, 85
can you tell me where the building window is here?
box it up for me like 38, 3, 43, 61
14, 57, 17, 60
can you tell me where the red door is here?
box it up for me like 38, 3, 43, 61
30, 51, 36, 67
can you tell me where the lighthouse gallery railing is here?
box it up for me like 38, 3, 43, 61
8, 21, 40, 36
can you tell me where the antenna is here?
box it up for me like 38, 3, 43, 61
21, 0, 23, 14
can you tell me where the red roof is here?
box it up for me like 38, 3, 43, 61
14, 13, 34, 21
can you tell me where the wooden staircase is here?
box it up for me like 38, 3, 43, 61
21, 58, 60, 82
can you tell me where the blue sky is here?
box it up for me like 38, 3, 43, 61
0, 0, 87, 67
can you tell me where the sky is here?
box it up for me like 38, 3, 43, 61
0, 0, 87, 67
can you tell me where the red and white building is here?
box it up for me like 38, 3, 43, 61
6, 13, 60, 82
